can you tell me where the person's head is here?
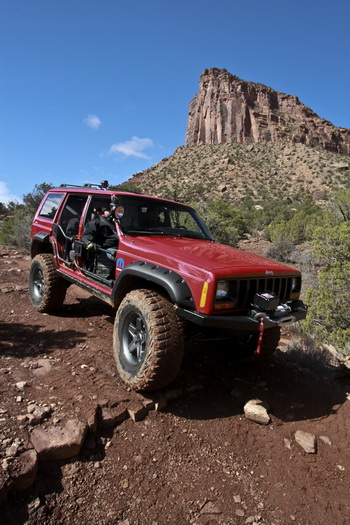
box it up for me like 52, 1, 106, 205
147, 207, 160, 224
116, 206, 124, 218
108, 195, 123, 220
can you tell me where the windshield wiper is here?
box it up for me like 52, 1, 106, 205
124, 229, 208, 240
174, 232, 206, 239
125, 229, 165, 236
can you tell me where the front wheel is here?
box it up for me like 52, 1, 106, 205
28, 254, 67, 313
113, 289, 184, 391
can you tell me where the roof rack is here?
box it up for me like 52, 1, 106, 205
59, 180, 109, 190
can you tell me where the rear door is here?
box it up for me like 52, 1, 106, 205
54, 194, 89, 262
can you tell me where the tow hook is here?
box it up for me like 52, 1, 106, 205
254, 313, 266, 355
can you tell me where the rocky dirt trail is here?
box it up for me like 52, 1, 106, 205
0, 248, 349, 525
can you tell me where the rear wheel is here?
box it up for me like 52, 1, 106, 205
28, 254, 67, 312
113, 289, 184, 391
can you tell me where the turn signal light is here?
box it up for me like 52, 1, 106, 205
214, 301, 236, 311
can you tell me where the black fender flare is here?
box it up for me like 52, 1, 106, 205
30, 232, 52, 258
112, 261, 194, 309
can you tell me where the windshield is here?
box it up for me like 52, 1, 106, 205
117, 196, 213, 240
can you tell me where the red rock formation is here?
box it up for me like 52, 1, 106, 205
186, 68, 350, 155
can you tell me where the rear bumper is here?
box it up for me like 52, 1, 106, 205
176, 301, 307, 333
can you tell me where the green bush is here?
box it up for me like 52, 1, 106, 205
0, 182, 52, 250
110, 181, 142, 194
312, 221, 350, 264
264, 240, 295, 262
303, 222, 350, 356
194, 198, 246, 246
23, 182, 53, 213
329, 189, 350, 222
0, 216, 15, 245
0, 207, 33, 250
267, 203, 325, 244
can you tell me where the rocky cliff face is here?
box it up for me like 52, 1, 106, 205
186, 68, 350, 155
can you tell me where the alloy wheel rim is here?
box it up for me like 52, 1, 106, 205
122, 311, 147, 366
33, 267, 45, 300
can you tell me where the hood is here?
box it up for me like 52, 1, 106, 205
122, 236, 299, 277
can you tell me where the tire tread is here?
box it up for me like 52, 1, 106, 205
29, 254, 67, 313
114, 289, 184, 391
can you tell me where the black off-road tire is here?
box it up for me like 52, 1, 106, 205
28, 254, 67, 313
113, 289, 184, 391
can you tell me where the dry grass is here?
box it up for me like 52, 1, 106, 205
278, 324, 344, 378
284, 335, 333, 374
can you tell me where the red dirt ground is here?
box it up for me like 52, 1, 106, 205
0, 247, 349, 525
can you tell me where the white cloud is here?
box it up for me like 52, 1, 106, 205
0, 181, 20, 204
84, 114, 102, 130
109, 136, 154, 159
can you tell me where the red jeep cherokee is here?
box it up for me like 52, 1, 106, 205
29, 182, 307, 390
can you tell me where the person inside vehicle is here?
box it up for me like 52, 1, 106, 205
145, 206, 162, 228
82, 201, 119, 279
115, 205, 124, 219
66, 216, 80, 237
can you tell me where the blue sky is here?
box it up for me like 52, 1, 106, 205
1, 0, 349, 204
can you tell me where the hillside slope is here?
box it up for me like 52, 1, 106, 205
128, 142, 350, 205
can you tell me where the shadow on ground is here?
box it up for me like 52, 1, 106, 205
171, 341, 349, 424
0, 322, 86, 357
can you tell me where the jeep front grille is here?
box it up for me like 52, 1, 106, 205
230, 277, 298, 309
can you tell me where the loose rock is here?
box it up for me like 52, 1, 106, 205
295, 430, 317, 454
30, 419, 88, 460
244, 399, 271, 425
10, 449, 38, 492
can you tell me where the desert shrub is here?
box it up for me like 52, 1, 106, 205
0, 216, 15, 245
303, 222, 350, 356
194, 198, 246, 246
235, 197, 291, 237
0, 182, 53, 250
23, 182, 53, 213
267, 203, 325, 244
264, 240, 296, 262
110, 181, 143, 194
0, 202, 10, 216
312, 221, 350, 264
0, 207, 32, 250
284, 334, 333, 374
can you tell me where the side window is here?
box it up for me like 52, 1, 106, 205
84, 197, 111, 225
38, 194, 64, 219
59, 195, 88, 236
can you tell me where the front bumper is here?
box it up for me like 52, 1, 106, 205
176, 301, 307, 333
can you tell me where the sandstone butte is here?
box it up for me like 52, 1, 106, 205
186, 67, 350, 156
